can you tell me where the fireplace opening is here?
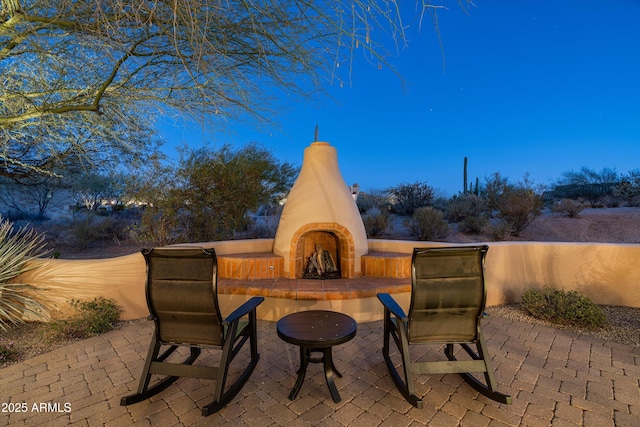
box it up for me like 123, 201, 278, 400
299, 231, 341, 279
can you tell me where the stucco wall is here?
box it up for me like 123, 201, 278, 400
484, 241, 640, 308
18, 239, 640, 321
19, 253, 147, 320
368, 240, 640, 308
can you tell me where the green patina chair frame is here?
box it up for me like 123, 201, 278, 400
377, 245, 511, 408
120, 247, 264, 416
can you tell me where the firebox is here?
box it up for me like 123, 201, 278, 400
288, 222, 357, 279
300, 231, 340, 279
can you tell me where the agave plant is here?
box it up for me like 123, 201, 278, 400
0, 218, 50, 330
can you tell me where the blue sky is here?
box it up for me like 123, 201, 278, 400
161, 0, 640, 196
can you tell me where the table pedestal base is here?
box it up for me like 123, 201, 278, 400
290, 347, 343, 402
277, 310, 356, 403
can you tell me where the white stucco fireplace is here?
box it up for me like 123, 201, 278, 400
272, 142, 368, 279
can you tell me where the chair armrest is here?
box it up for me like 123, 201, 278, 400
223, 296, 264, 324
377, 293, 408, 321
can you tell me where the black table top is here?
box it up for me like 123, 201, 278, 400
276, 310, 357, 348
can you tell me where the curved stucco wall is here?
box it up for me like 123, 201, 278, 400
17, 239, 275, 321
368, 239, 640, 308
18, 253, 148, 320
18, 239, 640, 321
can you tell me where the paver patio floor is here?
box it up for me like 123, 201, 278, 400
1, 315, 639, 426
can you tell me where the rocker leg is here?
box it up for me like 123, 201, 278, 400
382, 314, 423, 409
445, 338, 512, 405
202, 317, 261, 416
121, 337, 201, 406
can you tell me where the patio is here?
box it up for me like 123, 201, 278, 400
1, 314, 638, 426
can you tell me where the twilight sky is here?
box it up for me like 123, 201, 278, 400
161, 0, 640, 196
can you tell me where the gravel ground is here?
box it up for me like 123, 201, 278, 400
0, 319, 145, 369
487, 304, 640, 347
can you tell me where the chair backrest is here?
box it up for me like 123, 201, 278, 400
409, 245, 489, 344
143, 247, 223, 347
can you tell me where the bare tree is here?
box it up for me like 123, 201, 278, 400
553, 166, 619, 207
71, 172, 127, 211
1, 0, 471, 180
0, 175, 71, 219
387, 181, 435, 216
556, 167, 619, 186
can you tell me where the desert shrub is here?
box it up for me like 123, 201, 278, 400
387, 181, 434, 216
47, 297, 121, 340
430, 196, 450, 213
3, 210, 49, 222
362, 208, 391, 238
612, 169, 640, 207
0, 218, 50, 330
459, 216, 489, 234
247, 224, 275, 239
69, 214, 132, 247
552, 198, 586, 217
485, 173, 543, 235
69, 214, 112, 245
116, 206, 144, 221
599, 194, 621, 208
495, 187, 543, 235
521, 287, 606, 329
241, 217, 278, 239
488, 223, 514, 241
137, 205, 184, 245
99, 216, 132, 241
356, 191, 390, 214
447, 193, 489, 233
406, 207, 449, 241
0, 337, 18, 364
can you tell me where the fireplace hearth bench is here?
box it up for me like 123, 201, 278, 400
218, 276, 410, 300
216, 251, 411, 301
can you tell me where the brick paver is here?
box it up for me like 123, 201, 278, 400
1, 315, 639, 426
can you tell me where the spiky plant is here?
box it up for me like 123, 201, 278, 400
0, 218, 50, 330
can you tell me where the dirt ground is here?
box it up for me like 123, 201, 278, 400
51, 240, 147, 260
52, 207, 640, 260
449, 207, 640, 244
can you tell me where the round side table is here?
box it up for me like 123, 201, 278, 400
276, 310, 357, 402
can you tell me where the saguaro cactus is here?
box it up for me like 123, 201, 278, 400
463, 157, 468, 193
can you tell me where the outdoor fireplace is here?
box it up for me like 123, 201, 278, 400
272, 141, 368, 279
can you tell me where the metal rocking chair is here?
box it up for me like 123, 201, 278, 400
120, 247, 264, 416
377, 245, 511, 408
